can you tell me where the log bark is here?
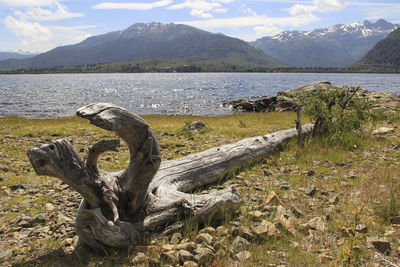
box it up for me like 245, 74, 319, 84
27, 103, 314, 250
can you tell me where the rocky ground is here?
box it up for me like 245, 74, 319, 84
0, 112, 399, 266
226, 81, 400, 113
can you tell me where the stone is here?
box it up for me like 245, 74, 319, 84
183, 121, 206, 131
170, 232, 182, 244
0, 164, 9, 172
17, 215, 32, 228
131, 252, 148, 265
252, 220, 281, 239
231, 236, 250, 253
234, 251, 251, 261
194, 250, 215, 265
248, 210, 263, 219
300, 217, 325, 233
196, 233, 213, 244
307, 169, 315, 177
199, 227, 216, 235
355, 224, 368, 234
328, 195, 339, 205
216, 225, 229, 236
179, 249, 193, 262
232, 226, 254, 241
368, 237, 391, 255
183, 261, 198, 267
372, 127, 395, 135
305, 185, 316, 196
265, 191, 283, 206
44, 203, 55, 211
228, 98, 255, 111
176, 242, 197, 252
161, 250, 180, 264
263, 169, 273, 176
290, 205, 304, 218
390, 216, 400, 224
161, 244, 175, 252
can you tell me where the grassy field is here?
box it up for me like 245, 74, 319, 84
0, 111, 399, 266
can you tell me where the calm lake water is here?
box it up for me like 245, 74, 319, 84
1, 73, 399, 118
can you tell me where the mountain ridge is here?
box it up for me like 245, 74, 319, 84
350, 27, 400, 71
251, 19, 399, 68
0, 22, 283, 71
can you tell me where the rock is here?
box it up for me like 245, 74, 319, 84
32, 213, 46, 225
16, 215, 32, 228
179, 249, 193, 262
161, 250, 180, 264
328, 195, 339, 205
44, 203, 55, 211
265, 191, 284, 206
170, 232, 182, 244
390, 216, 400, 224
373, 127, 395, 135
234, 251, 251, 261
199, 227, 216, 235
348, 171, 357, 179
368, 237, 391, 255
263, 169, 273, 176
183, 121, 205, 131
216, 226, 229, 236
248, 210, 263, 219
276, 214, 297, 236
232, 226, 254, 241
290, 205, 304, 218
307, 169, 315, 177
131, 252, 148, 265
10, 184, 24, 191
0, 164, 9, 172
252, 220, 281, 239
231, 236, 250, 253
305, 185, 316, 196
300, 217, 325, 233
183, 261, 198, 267
194, 249, 215, 265
161, 244, 175, 252
355, 224, 368, 233
229, 98, 255, 111
196, 233, 213, 244
176, 242, 197, 252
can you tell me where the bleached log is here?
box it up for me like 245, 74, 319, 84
27, 103, 313, 249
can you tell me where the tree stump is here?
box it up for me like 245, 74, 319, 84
27, 103, 314, 250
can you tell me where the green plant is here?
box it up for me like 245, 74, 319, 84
298, 86, 371, 150
238, 119, 247, 128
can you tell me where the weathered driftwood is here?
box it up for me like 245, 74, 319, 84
27, 103, 314, 250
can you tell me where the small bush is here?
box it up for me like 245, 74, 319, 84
298, 86, 371, 150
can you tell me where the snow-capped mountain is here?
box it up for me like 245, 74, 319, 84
251, 19, 399, 68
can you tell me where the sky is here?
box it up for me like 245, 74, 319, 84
0, 0, 399, 53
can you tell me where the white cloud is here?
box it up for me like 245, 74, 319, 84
0, 0, 57, 7
92, 0, 173, 10
314, 0, 347, 12
3, 15, 94, 52
289, 4, 316, 17
168, 0, 235, 18
20, 2, 84, 21
4, 16, 52, 42
359, 3, 400, 22
178, 13, 319, 40
190, 9, 212, 18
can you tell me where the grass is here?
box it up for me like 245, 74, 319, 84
0, 110, 399, 266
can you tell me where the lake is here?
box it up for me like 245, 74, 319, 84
1, 73, 399, 118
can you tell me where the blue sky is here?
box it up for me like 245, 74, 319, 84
0, 0, 399, 53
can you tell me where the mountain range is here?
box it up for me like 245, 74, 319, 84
350, 27, 400, 71
0, 51, 36, 61
250, 19, 399, 68
0, 22, 282, 71
0, 19, 399, 71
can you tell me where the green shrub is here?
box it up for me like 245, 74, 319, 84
298, 86, 371, 150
